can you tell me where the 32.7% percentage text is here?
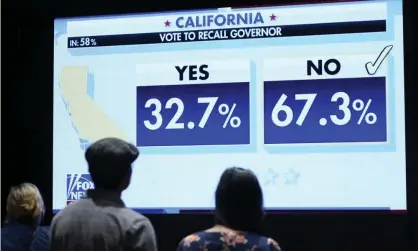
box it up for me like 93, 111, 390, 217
143, 97, 242, 130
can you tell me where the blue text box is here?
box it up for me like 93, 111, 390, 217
264, 77, 387, 145
137, 82, 250, 147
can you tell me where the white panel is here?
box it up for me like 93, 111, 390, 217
136, 60, 251, 85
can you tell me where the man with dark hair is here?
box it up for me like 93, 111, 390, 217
50, 138, 157, 251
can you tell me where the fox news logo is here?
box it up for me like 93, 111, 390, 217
66, 174, 94, 204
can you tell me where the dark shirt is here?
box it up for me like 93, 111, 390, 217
1, 223, 49, 251
177, 231, 281, 251
50, 189, 157, 251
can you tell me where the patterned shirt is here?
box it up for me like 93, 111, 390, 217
177, 231, 281, 251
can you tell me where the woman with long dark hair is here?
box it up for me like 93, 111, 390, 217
177, 167, 281, 251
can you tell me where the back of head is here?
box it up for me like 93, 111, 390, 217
85, 137, 139, 190
215, 167, 264, 233
6, 183, 45, 225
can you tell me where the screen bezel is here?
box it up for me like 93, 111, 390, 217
52, 0, 412, 214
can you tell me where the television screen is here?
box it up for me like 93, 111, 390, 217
53, 0, 406, 213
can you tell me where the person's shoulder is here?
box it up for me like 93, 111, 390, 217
123, 207, 148, 219
183, 232, 205, 241
32, 227, 50, 251
110, 208, 153, 233
37, 226, 50, 237
111, 209, 156, 248
247, 234, 281, 251
178, 232, 203, 248
266, 237, 281, 251
116, 207, 150, 223
51, 199, 94, 225
54, 199, 91, 215
51, 201, 77, 221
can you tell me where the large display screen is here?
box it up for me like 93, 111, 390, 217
53, 0, 406, 213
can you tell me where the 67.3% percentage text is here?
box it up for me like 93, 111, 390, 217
270, 91, 378, 127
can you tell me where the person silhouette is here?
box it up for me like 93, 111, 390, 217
177, 167, 281, 251
1, 183, 49, 251
50, 137, 157, 251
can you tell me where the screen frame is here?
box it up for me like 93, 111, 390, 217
52, 0, 413, 214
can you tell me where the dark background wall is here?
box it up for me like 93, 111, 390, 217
2, 0, 417, 250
